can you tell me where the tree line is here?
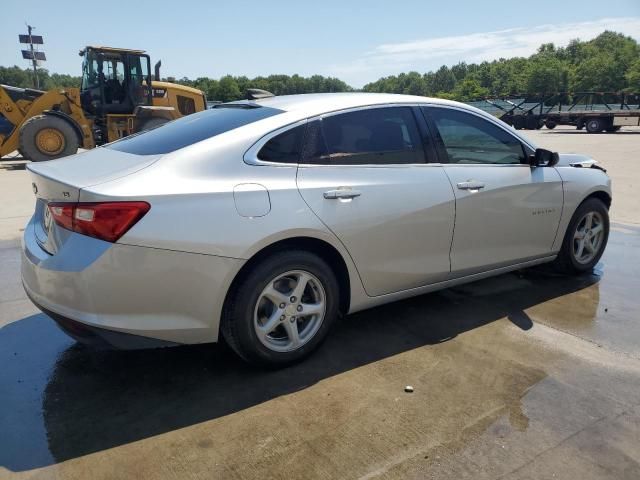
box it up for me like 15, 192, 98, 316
0, 66, 82, 91
174, 74, 352, 102
1, 30, 638, 103
363, 31, 640, 100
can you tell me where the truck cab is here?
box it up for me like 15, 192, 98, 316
80, 46, 152, 117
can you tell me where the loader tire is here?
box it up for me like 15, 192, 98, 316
19, 115, 79, 162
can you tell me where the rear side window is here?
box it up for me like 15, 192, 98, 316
106, 105, 283, 155
425, 107, 526, 164
303, 107, 425, 165
258, 124, 305, 163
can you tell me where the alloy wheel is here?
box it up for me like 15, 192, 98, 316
253, 270, 326, 352
573, 211, 605, 264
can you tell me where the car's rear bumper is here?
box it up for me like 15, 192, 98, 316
21, 216, 245, 345
26, 288, 178, 349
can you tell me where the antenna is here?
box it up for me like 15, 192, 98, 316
19, 24, 46, 89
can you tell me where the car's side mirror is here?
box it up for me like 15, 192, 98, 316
528, 148, 559, 167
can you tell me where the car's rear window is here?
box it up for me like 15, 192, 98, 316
106, 105, 284, 155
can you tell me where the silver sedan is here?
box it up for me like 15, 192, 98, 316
22, 93, 611, 366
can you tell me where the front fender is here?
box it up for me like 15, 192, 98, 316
556, 153, 597, 167
552, 165, 611, 252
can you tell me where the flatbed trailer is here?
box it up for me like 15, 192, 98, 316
469, 92, 640, 133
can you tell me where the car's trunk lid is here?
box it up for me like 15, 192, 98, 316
27, 147, 160, 254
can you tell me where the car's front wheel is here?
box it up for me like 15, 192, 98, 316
554, 197, 609, 274
221, 250, 339, 366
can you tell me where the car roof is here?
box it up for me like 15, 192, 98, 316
231, 92, 464, 117
242, 92, 536, 149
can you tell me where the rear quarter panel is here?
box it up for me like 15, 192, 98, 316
79, 131, 370, 313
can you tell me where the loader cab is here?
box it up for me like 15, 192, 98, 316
80, 46, 152, 116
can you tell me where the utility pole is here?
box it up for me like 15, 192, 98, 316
27, 25, 38, 89
19, 24, 46, 89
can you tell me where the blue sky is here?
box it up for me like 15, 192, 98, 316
2, 0, 639, 87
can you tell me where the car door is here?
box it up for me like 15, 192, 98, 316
296, 105, 456, 297
422, 105, 563, 276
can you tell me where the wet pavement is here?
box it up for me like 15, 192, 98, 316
1, 129, 640, 479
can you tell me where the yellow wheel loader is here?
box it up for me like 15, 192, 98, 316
0, 46, 206, 162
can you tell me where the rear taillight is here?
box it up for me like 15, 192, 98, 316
48, 202, 150, 243
48, 204, 74, 231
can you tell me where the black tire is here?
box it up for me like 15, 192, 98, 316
545, 120, 557, 129
554, 197, 609, 274
221, 250, 340, 367
19, 115, 79, 162
138, 117, 169, 132
512, 117, 524, 130
585, 118, 604, 133
524, 116, 539, 130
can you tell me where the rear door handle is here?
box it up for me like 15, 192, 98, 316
323, 188, 362, 200
456, 181, 485, 191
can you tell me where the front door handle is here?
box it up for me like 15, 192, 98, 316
323, 188, 362, 200
456, 181, 486, 191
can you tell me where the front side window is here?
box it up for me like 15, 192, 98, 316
102, 58, 126, 104
128, 55, 151, 106
81, 57, 100, 90
304, 107, 426, 165
426, 107, 526, 165
258, 124, 305, 163
104, 59, 125, 82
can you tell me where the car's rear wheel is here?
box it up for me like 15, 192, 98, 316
221, 250, 339, 367
554, 198, 609, 274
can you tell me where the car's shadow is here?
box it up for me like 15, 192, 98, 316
0, 267, 600, 472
